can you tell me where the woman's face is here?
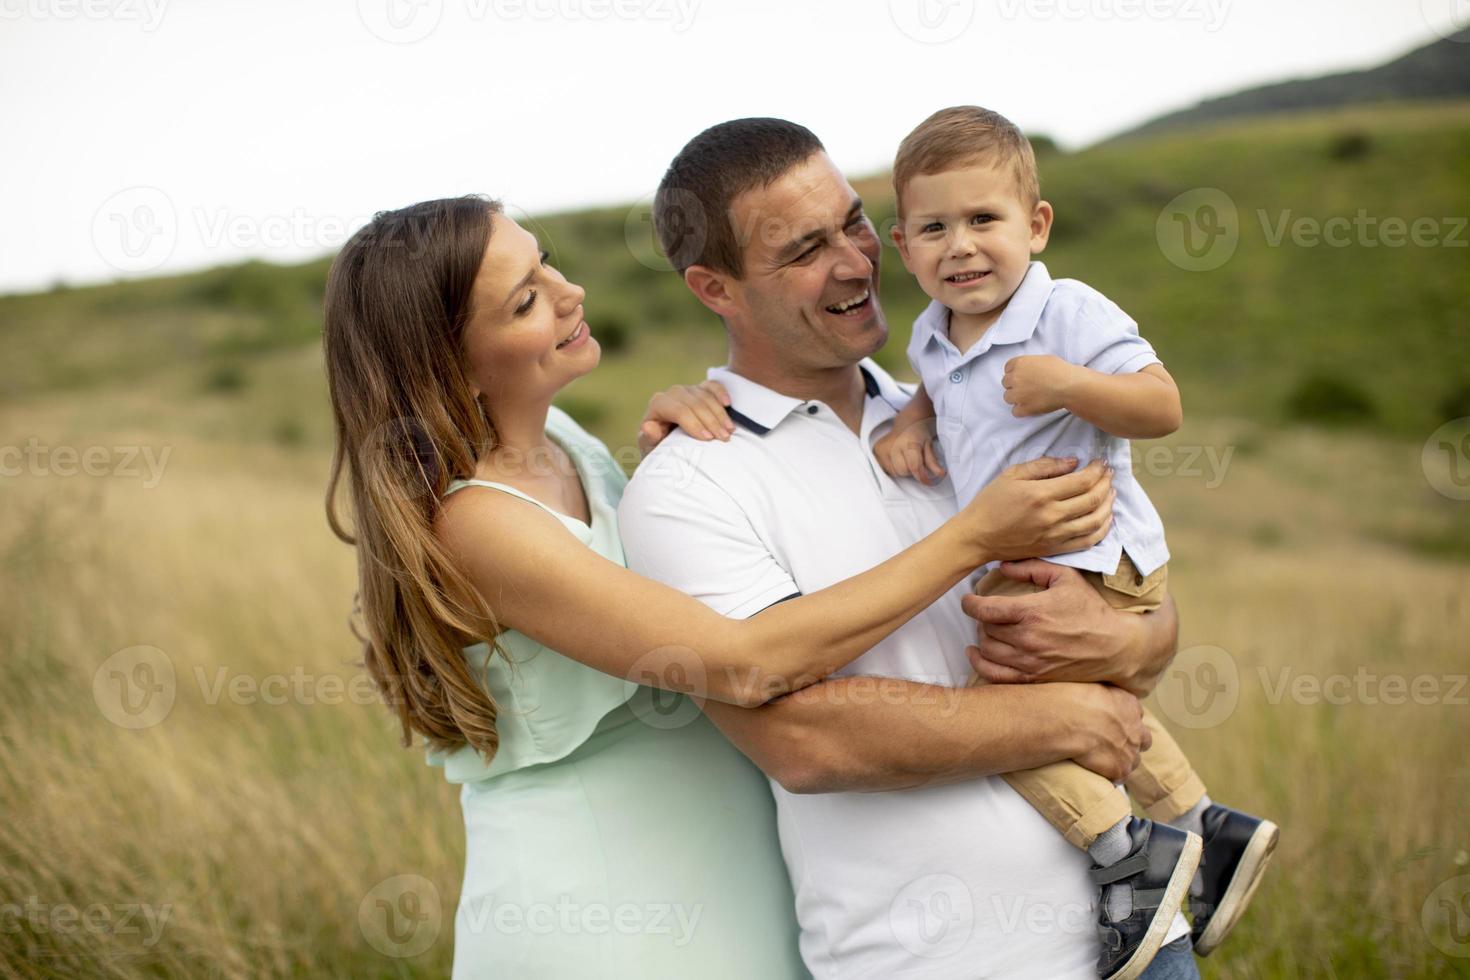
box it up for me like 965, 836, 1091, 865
462, 214, 598, 412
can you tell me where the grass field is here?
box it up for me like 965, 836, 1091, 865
3, 101, 1470, 978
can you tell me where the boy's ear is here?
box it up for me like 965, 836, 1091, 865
1029, 200, 1055, 254
683, 265, 739, 319
890, 222, 914, 269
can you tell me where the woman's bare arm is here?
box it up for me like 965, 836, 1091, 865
435, 458, 1113, 708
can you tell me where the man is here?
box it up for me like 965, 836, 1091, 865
618, 118, 1197, 979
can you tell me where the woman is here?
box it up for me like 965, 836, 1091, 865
323, 196, 1113, 976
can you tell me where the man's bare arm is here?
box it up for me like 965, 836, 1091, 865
701, 675, 1148, 795
698, 562, 1173, 795
961, 559, 1179, 696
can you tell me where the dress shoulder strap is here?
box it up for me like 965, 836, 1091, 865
443, 479, 558, 518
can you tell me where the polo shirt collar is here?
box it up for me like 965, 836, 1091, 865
709, 360, 889, 436
915, 260, 1055, 358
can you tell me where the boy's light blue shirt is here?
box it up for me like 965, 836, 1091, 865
907, 260, 1170, 577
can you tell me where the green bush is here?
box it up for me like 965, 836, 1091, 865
1327, 130, 1372, 161
593, 313, 630, 354
1251, 522, 1285, 547
189, 261, 324, 316
203, 363, 248, 394
1438, 380, 1470, 422
555, 395, 608, 428
1046, 186, 1120, 245
1028, 134, 1061, 158
271, 418, 306, 447
1284, 372, 1377, 426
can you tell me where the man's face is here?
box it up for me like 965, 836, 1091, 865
722, 152, 887, 370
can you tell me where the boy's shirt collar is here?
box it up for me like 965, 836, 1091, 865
914, 260, 1054, 362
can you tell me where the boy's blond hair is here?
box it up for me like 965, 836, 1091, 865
893, 106, 1040, 217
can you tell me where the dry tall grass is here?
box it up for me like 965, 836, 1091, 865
3, 389, 1468, 978
1, 426, 462, 977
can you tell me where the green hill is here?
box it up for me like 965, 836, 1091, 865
1111, 28, 1470, 141
6, 99, 1468, 446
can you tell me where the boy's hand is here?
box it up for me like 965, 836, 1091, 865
637, 380, 735, 457
1002, 354, 1081, 417
874, 418, 945, 485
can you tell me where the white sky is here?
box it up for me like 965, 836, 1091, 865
0, 0, 1457, 294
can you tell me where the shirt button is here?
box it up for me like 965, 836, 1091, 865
949, 370, 963, 383
806, 404, 819, 415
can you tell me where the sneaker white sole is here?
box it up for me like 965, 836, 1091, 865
1193, 819, 1280, 956
1108, 830, 1204, 980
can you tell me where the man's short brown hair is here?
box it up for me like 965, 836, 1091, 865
654, 118, 825, 277
892, 106, 1040, 217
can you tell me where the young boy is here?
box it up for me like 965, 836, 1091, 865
875, 106, 1279, 980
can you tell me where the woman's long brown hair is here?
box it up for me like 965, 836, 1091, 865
323, 196, 505, 760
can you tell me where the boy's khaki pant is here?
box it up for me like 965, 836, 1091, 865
971, 556, 1207, 850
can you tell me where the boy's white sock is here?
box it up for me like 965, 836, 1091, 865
1169, 794, 1212, 840
1088, 818, 1134, 920
1089, 818, 1132, 865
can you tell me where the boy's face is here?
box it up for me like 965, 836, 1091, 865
893, 159, 1053, 329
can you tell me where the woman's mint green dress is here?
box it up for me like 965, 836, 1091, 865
430, 407, 807, 978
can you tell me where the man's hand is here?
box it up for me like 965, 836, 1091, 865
637, 380, 734, 457
1060, 682, 1152, 781
1002, 354, 1081, 417
961, 559, 1177, 697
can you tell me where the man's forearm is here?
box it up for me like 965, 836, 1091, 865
701, 675, 1087, 795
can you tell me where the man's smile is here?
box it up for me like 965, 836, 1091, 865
824, 287, 873, 317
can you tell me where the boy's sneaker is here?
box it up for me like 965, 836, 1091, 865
1093, 819, 1202, 980
1189, 805, 1279, 955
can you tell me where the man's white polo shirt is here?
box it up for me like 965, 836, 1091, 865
618, 358, 1183, 978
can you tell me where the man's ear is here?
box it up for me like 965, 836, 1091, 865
890, 222, 914, 271
683, 264, 740, 319
1030, 200, 1054, 255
